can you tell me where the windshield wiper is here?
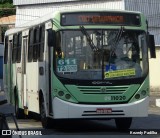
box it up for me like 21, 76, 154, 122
108, 26, 124, 68
79, 26, 98, 52
110, 26, 124, 55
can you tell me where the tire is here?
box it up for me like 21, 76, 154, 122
115, 118, 132, 130
40, 97, 52, 129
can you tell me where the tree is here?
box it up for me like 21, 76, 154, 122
0, 0, 16, 17
0, 0, 16, 42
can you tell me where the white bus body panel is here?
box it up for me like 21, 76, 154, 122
52, 97, 149, 119
27, 62, 39, 113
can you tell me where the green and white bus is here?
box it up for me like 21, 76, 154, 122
4, 9, 156, 129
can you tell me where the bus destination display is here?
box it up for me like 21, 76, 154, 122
61, 12, 141, 26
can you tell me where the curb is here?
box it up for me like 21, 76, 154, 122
149, 95, 160, 108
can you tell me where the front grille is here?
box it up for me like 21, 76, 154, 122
77, 86, 129, 95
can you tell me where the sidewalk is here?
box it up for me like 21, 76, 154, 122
150, 91, 160, 107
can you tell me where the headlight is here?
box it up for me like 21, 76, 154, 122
141, 90, 147, 96
58, 91, 64, 96
135, 94, 140, 99
65, 94, 71, 100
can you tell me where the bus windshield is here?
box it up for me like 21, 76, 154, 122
54, 29, 148, 80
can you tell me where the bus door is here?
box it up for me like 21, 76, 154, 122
7, 36, 13, 103
21, 33, 28, 110
46, 22, 54, 115
48, 44, 53, 115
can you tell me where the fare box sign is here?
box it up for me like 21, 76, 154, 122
57, 58, 77, 73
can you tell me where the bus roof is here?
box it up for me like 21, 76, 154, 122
59, 9, 142, 14
5, 9, 143, 36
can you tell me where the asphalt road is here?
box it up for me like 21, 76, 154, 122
1, 91, 160, 138
4, 96, 160, 138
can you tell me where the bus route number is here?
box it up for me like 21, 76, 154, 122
57, 65, 77, 72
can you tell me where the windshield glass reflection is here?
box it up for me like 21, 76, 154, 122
54, 29, 148, 80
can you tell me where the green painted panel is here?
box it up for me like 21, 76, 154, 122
65, 84, 140, 103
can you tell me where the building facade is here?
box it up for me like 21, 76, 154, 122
13, 0, 160, 45
0, 15, 15, 42
14, 0, 124, 25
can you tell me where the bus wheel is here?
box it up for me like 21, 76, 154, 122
40, 97, 52, 129
115, 118, 132, 130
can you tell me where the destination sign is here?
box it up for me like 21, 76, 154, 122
61, 12, 141, 26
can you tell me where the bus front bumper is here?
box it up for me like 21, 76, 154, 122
52, 96, 149, 119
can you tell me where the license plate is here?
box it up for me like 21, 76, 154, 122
96, 108, 112, 114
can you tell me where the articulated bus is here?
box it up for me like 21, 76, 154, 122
4, 9, 156, 129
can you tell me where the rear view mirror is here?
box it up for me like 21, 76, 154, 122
149, 34, 156, 58
48, 29, 56, 47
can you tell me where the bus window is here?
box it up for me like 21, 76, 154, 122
33, 29, 37, 62
17, 33, 22, 63
12, 34, 18, 63
4, 37, 8, 64
28, 29, 34, 62
38, 25, 45, 61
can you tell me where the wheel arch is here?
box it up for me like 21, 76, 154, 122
39, 89, 48, 115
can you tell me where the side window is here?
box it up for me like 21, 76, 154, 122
12, 34, 18, 63
28, 25, 45, 62
33, 28, 39, 62
17, 33, 22, 63
4, 36, 8, 64
38, 25, 45, 61
28, 29, 34, 62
